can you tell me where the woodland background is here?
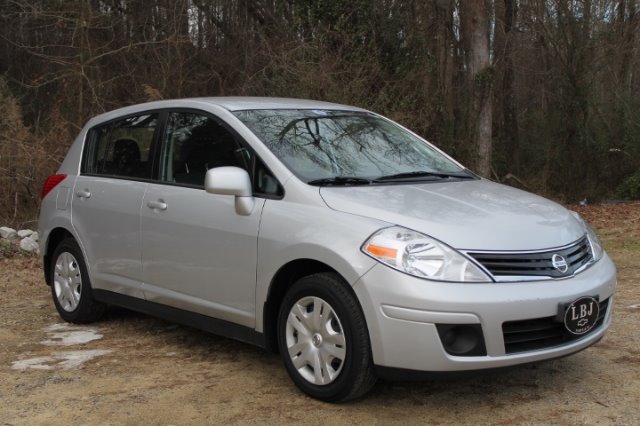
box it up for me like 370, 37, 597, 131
0, 0, 639, 227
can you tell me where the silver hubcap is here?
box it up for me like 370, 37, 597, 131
53, 252, 82, 312
285, 296, 346, 386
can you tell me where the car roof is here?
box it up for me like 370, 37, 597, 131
195, 97, 364, 111
87, 97, 366, 126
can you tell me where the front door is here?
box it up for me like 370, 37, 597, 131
140, 111, 264, 327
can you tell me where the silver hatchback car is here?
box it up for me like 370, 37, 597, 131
38, 97, 617, 401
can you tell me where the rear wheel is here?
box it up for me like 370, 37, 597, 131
277, 273, 376, 401
50, 238, 105, 323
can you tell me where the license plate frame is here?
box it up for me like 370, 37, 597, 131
562, 296, 600, 335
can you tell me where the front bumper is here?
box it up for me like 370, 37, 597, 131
353, 253, 617, 372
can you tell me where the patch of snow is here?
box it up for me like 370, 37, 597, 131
55, 350, 113, 369
11, 350, 112, 371
13, 323, 112, 371
11, 356, 55, 371
41, 323, 103, 346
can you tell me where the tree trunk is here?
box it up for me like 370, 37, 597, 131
495, 0, 519, 174
460, 0, 493, 177
619, 0, 638, 93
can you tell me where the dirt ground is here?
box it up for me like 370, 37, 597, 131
1, 203, 639, 425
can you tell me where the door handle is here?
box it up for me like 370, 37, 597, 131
147, 199, 167, 211
76, 189, 91, 199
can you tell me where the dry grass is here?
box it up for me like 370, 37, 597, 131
0, 203, 639, 424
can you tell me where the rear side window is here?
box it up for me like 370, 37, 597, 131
84, 113, 158, 179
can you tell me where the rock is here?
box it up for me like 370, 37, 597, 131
17, 229, 34, 238
31, 232, 39, 242
0, 227, 17, 240
20, 237, 39, 254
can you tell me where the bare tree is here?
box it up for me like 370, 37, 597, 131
494, 0, 520, 175
460, 0, 493, 177
1, 0, 640, 226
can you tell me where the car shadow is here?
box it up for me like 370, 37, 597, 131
96, 305, 598, 405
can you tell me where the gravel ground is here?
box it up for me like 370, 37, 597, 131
1, 204, 639, 425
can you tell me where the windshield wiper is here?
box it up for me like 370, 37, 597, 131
307, 176, 374, 186
375, 170, 474, 182
308, 170, 475, 186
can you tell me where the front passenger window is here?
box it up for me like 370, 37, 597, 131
161, 112, 246, 186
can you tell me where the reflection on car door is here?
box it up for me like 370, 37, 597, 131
72, 113, 158, 298
140, 111, 264, 327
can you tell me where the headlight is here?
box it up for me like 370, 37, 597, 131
362, 226, 491, 282
571, 212, 604, 262
585, 223, 604, 261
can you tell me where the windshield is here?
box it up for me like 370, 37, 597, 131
233, 109, 466, 183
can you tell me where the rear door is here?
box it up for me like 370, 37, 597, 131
72, 113, 159, 298
140, 110, 266, 327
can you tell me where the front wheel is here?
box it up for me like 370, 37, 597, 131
50, 238, 105, 323
277, 273, 376, 401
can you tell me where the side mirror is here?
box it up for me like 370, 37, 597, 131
204, 167, 254, 215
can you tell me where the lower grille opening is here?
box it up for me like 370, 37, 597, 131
502, 298, 609, 354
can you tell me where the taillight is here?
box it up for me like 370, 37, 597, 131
41, 174, 67, 200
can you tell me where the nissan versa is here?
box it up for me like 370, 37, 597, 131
38, 97, 617, 401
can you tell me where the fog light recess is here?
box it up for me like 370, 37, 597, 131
436, 324, 487, 356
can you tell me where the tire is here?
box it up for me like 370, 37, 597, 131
50, 238, 106, 323
277, 272, 376, 401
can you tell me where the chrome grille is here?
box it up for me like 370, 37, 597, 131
467, 235, 593, 279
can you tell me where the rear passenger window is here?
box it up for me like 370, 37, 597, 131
84, 113, 158, 179
161, 112, 247, 186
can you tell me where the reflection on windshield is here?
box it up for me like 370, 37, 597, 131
233, 109, 463, 182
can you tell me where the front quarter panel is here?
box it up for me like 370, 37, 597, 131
254, 198, 386, 332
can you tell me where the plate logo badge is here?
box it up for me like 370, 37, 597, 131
552, 254, 569, 273
564, 296, 599, 335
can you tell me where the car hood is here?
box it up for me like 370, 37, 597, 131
319, 179, 585, 251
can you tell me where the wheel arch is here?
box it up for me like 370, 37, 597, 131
43, 227, 75, 286
262, 259, 355, 353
